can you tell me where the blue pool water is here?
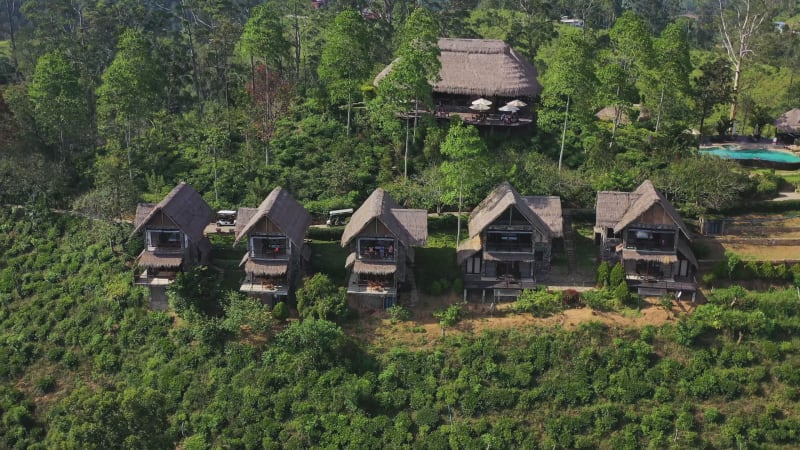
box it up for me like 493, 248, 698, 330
700, 147, 800, 163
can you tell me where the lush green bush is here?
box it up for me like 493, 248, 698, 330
514, 288, 562, 317
296, 273, 349, 321
597, 261, 610, 287
387, 305, 412, 323
272, 301, 290, 322
609, 263, 625, 288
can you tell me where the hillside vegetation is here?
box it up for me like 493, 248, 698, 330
2, 211, 800, 448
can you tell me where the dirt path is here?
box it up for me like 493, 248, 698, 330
348, 297, 696, 350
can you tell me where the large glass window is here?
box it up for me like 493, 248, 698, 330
625, 229, 676, 251
147, 230, 182, 251
485, 231, 533, 251
357, 238, 396, 260
251, 235, 289, 259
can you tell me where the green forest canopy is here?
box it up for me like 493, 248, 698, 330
0, 0, 796, 217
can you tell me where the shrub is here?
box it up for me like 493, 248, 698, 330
759, 262, 776, 280
702, 273, 716, 287
438, 278, 450, 292
609, 263, 625, 288
34, 374, 56, 394
561, 289, 581, 308
613, 282, 629, 304
272, 302, 290, 322
582, 290, 616, 311
296, 274, 348, 321
387, 305, 411, 323
430, 281, 442, 296
596, 261, 610, 287
514, 288, 562, 317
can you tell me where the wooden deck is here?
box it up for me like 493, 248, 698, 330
346, 273, 396, 296
401, 107, 533, 127
239, 281, 288, 295
463, 274, 537, 290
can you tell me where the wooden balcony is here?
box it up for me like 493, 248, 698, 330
401, 106, 533, 128
134, 270, 175, 287
240, 281, 289, 295
462, 274, 537, 290
346, 273, 396, 296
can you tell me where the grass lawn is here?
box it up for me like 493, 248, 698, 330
209, 233, 247, 291
309, 240, 349, 286
415, 228, 461, 294
574, 226, 599, 275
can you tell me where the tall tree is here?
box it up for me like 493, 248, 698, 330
717, 0, 774, 132
693, 57, 733, 144
318, 10, 372, 136
377, 7, 441, 178
596, 11, 654, 146
238, 4, 290, 166
537, 27, 597, 171
649, 21, 692, 132
439, 121, 486, 244
96, 29, 164, 182
28, 50, 89, 161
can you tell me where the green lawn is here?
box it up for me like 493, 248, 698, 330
309, 240, 349, 286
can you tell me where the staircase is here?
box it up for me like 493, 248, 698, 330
563, 212, 578, 275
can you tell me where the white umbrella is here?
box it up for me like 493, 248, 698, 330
505, 99, 527, 108
498, 105, 519, 112
472, 98, 492, 106
469, 103, 490, 111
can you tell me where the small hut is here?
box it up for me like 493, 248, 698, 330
235, 187, 312, 305
776, 108, 800, 143
457, 182, 562, 302
341, 189, 427, 310
132, 182, 213, 309
594, 180, 697, 298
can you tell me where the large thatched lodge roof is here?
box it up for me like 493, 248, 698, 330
133, 182, 213, 243
374, 38, 541, 98
234, 187, 311, 248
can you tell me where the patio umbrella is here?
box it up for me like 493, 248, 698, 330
469, 103, 490, 111
498, 105, 519, 112
505, 99, 527, 108
472, 98, 492, 106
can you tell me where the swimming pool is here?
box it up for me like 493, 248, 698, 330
700, 147, 800, 169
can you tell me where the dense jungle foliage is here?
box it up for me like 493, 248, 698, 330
0, 0, 796, 217
3, 211, 800, 448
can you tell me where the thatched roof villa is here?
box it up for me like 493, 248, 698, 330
374, 38, 542, 127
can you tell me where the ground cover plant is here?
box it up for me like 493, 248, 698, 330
1, 211, 800, 448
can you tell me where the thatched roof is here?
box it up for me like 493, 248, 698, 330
467, 182, 554, 240
456, 236, 482, 265
595, 180, 690, 239
341, 188, 427, 248
595, 104, 651, 125
135, 250, 183, 269
234, 207, 258, 238
132, 182, 213, 243
244, 259, 288, 277
524, 196, 564, 238
374, 38, 541, 98
776, 108, 800, 133
234, 187, 312, 247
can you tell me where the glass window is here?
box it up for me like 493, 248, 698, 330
358, 238, 395, 260
147, 230, 182, 250
251, 235, 289, 259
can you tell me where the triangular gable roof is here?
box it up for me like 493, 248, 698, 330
523, 195, 563, 238
234, 187, 312, 248
341, 188, 427, 247
467, 182, 552, 239
374, 38, 541, 98
132, 182, 213, 243
598, 180, 691, 239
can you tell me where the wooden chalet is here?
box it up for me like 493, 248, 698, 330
374, 38, 542, 127
132, 182, 213, 308
457, 182, 563, 302
341, 188, 427, 310
594, 180, 698, 298
234, 187, 312, 305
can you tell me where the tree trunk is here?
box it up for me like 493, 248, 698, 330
293, 2, 301, 80
404, 116, 409, 178
655, 87, 665, 133
5, 0, 18, 81
456, 176, 463, 245
558, 95, 570, 172
264, 63, 271, 166
346, 91, 351, 137
180, 0, 203, 112
730, 61, 742, 133
412, 97, 418, 143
